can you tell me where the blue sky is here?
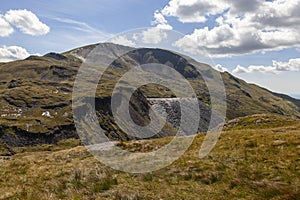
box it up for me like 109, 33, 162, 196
0, 0, 299, 98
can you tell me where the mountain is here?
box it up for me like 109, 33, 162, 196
0, 43, 299, 148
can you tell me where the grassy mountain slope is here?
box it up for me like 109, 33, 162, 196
0, 43, 299, 147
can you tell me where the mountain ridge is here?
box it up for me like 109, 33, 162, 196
0, 42, 299, 148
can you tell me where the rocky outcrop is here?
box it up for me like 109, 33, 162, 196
0, 124, 77, 147
148, 98, 222, 133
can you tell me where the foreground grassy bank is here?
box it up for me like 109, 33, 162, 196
0, 120, 299, 200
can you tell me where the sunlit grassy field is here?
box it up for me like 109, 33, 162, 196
0, 116, 299, 200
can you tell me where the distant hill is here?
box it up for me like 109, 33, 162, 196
0, 43, 299, 147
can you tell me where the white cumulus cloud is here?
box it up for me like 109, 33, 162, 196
142, 28, 169, 44
110, 36, 136, 47
152, 11, 173, 30
161, 0, 229, 23
233, 58, 300, 74
0, 46, 30, 62
4, 9, 50, 36
0, 15, 14, 37
160, 0, 300, 57
142, 11, 173, 44
213, 64, 228, 72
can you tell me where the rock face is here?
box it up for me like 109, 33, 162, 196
73, 91, 153, 142
148, 98, 217, 133
0, 124, 77, 147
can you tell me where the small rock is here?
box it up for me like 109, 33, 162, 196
8, 79, 22, 88
272, 140, 287, 146
42, 111, 54, 118
254, 119, 262, 124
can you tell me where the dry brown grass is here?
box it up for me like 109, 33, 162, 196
0, 122, 299, 199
